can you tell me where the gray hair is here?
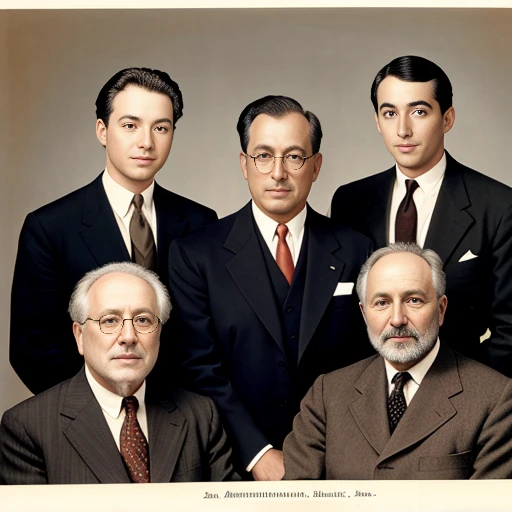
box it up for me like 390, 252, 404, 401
356, 243, 446, 304
68, 262, 171, 324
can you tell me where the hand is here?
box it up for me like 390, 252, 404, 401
251, 448, 284, 481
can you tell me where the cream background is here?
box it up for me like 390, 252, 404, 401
2, 8, 512, 417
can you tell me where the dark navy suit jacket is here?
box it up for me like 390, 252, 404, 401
10, 173, 217, 393
331, 152, 512, 376
168, 202, 374, 470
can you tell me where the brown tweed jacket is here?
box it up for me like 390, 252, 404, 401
284, 343, 512, 479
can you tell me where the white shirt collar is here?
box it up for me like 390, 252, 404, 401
102, 168, 155, 219
85, 364, 146, 420
395, 152, 446, 194
385, 338, 441, 388
251, 201, 307, 246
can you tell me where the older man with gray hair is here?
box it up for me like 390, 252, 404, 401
0, 262, 237, 484
284, 243, 512, 480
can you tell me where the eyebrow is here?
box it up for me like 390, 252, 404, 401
250, 144, 307, 155
379, 100, 434, 111
117, 115, 173, 124
369, 288, 429, 303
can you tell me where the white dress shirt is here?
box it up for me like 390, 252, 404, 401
384, 338, 441, 406
245, 201, 308, 472
251, 201, 307, 266
389, 152, 446, 247
85, 365, 149, 450
102, 169, 158, 256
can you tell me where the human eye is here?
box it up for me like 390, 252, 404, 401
154, 125, 169, 133
255, 153, 274, 161
373, 299, 389, 308
412, 109, 426, 116
122, 123, 136, 130
407, 297, 424, 305
100, 315, 122, 326
285, 153, 304, 161
382, 110, 396, 119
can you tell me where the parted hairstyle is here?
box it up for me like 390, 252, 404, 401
371, 55, 453, 114
356, 242, 446, 304
95, 67, 184, 128
68, 262, 172, 325
236, 95, 323, 154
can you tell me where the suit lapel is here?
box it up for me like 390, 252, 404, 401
424, 153, 475, 264
146, 396, 187, 483
298, 208, 346, 362
367, 168, 395, 248
224, 203, 286, 356
378, 344, 461, 464
79, 173, 131, 265
61, 369, 130, 483
349, 357, 391, 455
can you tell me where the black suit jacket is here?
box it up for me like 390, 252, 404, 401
168, 202, 374, 470
331, 153, 512, 376
0, 368, 237, 484
284, 344, 512, 479
10, 173, 217, 394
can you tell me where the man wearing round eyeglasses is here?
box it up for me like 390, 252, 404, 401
169, 95, 374, 480
0, 262, 237, 484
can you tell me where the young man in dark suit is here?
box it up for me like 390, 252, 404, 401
331, 56, 512, 376
1, 263, 236, 484
169, 96, 374, 480
284, 244, 512, 480
10, 68, 217, 394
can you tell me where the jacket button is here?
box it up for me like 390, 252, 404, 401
286, 307, 294, 313
279, 399, 287, 407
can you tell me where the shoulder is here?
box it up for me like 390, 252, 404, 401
308, 207, 373, 249
1, 379, 71, 426
154, 183, 217, 221
454, 351, 511, 393
448, 156, 512, 199
332, 167, 394, 200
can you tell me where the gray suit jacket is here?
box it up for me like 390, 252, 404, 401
0, 369, 237, 484
283, 344, 512, 479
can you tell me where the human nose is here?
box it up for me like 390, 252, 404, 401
137, 128, 154, 150
117, 319, 138, 345
269, 156, 287, 182
397, 115, 412, 139
389, 302, 408, 328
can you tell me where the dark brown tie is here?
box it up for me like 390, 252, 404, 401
395, 179, 419, 243
129, 194, 157, 271
276, 223, 294, 285
387, 371, 412, 434
120, 396, 150, 483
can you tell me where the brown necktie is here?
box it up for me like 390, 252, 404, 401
387, 371, 412, 434
129, 194, 157, 271
120, 396, 150, 483
395, 179, 419, 243
276, 223, 294, 285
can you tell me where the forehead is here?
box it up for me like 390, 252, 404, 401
87, 273, 157, 311
111, 85, 174, 122
366, 253, 435, 296
376, 76, 437, 108
247, 113, 312, 151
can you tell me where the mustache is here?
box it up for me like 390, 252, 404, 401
110, 347, 146, 359
380, 326, 420, 342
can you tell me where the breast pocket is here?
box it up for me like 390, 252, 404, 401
418, 450, 472, 478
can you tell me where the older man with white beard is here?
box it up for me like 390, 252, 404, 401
283, 243, 512, 480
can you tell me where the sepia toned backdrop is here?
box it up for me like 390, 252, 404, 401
2, 8, 512, 416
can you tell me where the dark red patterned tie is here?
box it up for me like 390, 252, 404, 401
120, 396, 150, 483
395, 179, 419, 243
387, 371, 412, 434
276, 223, 294, 285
